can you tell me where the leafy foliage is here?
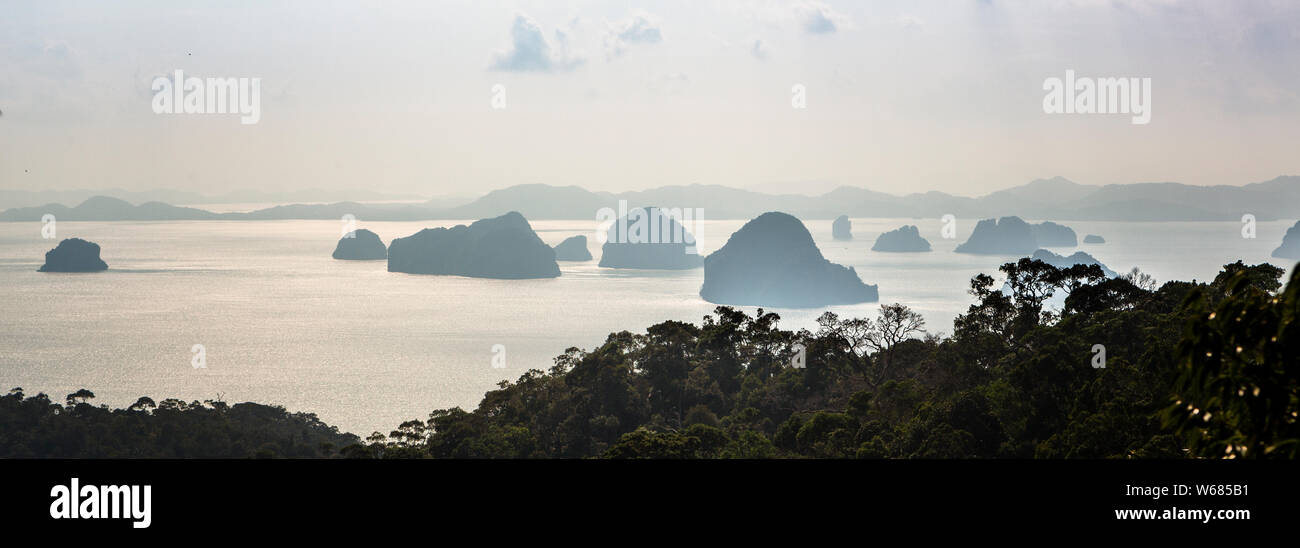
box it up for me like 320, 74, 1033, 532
0, 390, 357, 458
1165, 264, 1299, 458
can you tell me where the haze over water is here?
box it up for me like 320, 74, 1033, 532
0, 218, 1293, 435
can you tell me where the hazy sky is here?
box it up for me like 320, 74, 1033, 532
1, 0, 1297, 198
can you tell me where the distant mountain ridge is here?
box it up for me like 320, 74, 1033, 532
4, 176, 1297, 222
9, 196, 224, 221
0, 187, 433, 209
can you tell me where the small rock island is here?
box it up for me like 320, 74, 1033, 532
553, 235, 593, 261
1083, 234, 1106, 244
832, 215, 852, 240
39, 238, 108, 272
700, 212, 879, 308
1272, 221, 1300, 260
954, 216, 1039, 255
871, 225, 931, 252
599, 207, 703, 269
387, 211, 560, 279
332, 229, 388, 260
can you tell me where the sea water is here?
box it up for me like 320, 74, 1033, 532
0, 218, 1294, 435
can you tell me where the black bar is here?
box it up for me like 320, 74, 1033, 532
9, 459, 1293, 534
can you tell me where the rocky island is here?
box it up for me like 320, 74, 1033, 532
599, 207, 703, 269
39, 238, 108, 272
871, 225, 931, 252
700, 212, 879, 308
553, 235, 593, 261
1083, 234, 1105, 244
954, 216, 1039, 255
1031, 221, 1078, 247
332, 229, 388, 260
386, 211, 560, 279
1272, 221, 1300, 260
832, 215, 852, 240
1030, 249, 1117, 277
955, 216, 1083, 255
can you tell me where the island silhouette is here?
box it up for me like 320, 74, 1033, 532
39, 238, 108, 272
700, 212, 879, 308
386, 212, 560, 279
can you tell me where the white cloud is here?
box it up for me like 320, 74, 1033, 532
0, 39, 93, 121
794, 1, 849, 34
604, 12, 663, 60
490, 13, 584, 73
751, 38, 769, 60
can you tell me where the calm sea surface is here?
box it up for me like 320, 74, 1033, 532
1, 217, 1294, 435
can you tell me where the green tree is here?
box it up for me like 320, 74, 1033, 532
1167, 263, 1299, 458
